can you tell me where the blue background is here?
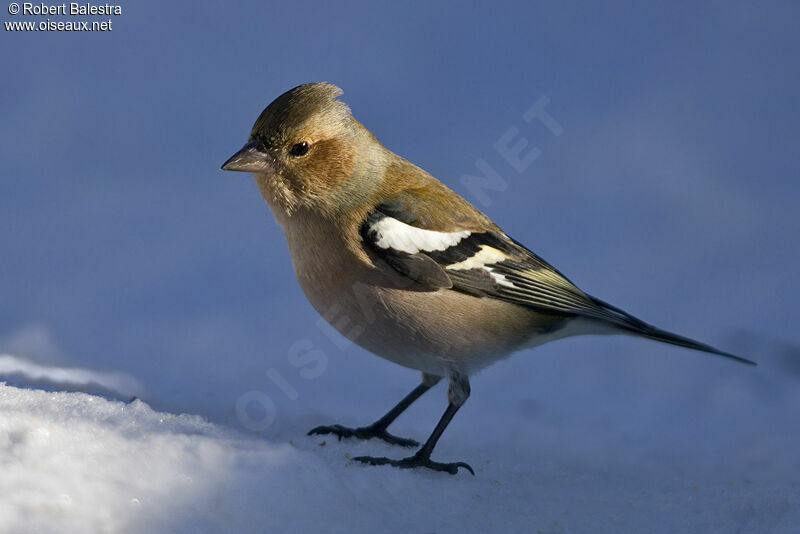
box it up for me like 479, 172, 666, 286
2, 0, 798, 457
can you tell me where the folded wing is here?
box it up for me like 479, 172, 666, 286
360, 196, 754, 365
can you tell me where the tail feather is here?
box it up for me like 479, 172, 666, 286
627, 323, 756, 365
589, 296, 756, 366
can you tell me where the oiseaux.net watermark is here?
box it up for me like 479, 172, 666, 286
5, 3, 122, 32
235, 94, 564, 432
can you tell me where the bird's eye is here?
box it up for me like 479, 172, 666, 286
289, 141, 310, 157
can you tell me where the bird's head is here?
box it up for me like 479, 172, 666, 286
222, 82, 386, 219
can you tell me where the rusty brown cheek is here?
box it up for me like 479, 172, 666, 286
299, 138, 356, 193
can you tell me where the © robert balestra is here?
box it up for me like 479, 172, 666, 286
222, 82, 755, 475
22, 3, 122, 15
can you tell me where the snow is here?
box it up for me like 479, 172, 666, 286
2, 342, 799, 533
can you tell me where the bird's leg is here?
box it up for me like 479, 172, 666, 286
353, 373, 474, 475
308, 373, 440, 447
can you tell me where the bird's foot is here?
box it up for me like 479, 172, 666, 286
352, 451, 474, 475
307, 423, 419, 447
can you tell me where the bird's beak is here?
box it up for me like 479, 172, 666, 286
221, 141, 272, 173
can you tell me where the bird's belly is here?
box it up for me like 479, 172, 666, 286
294, 258, 567, 376
292, 261, 448, 374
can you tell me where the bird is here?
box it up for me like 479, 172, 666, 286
221, 82, 755, 475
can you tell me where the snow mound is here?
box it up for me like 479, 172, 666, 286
2, 381, 800, 533
0, 383, 333, 533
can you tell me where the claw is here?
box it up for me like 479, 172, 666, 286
307, 424, 419, 447
353, 453, 475, 476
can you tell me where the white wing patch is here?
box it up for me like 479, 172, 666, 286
444, 245, 517, 288
370, 217, 471, 254
445, 245, 508, 271
486, 270, 517, 288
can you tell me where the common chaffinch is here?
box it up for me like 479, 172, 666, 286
222, 82, 754, 475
